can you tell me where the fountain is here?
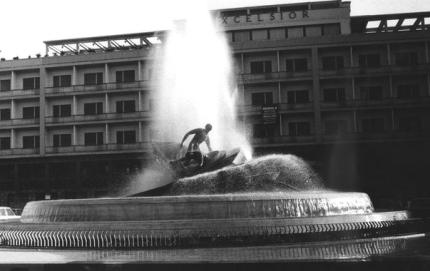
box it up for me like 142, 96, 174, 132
0, 3, 427, 268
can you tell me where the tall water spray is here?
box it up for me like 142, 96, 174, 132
152, 3, 251, 160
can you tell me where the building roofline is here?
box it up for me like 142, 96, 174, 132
351, 11, 430, 20
43, 31, 167, 46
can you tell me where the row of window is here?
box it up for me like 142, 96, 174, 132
249, 52, 419, 74
0, 70, 136, 91
0, 101, 136, 120
253, 116, 422, 137
250, 84, 421, 105
0, 131, 137, 150
231, 24, 341, 42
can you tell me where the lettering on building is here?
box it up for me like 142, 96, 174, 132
222, 11, 309, 25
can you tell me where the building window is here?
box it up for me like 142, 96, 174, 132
253, 124, 275, 138
286, 58, 308, 72
23, 107, 40, 119
84, 102, 103, 115
84, 132, 104, 146
0, 108, 11, 120
399, 117, 421, 131
0, 80, 11, 91
322, 56, 344, 69
250, 61, 272, 74
233, 30, 251, 42
53, 134, 72, 147
116, 70, 135, 83
287, 90, 309, 103
117, 131, 136, 144
397, 85, 420, 98
360, 86, 383, 100
395, 52, 418, 66
0, 137, 11, 150
289, 122, 311, 136
358, 54, 381, 68
362, 119, 384, 133
23, 136, 40, 148
116, 100, 136, 113
251, 92, 273, 105
323, 88, 345, 101
53, 75, 72, 87
287, 27, 304, 38
53, 104, 72, 117
251, 29, 269, 41
23, 77, 40, 90
325, 120, 347, 135
322, 24, 341, 36
84, 72, 103, 85
304, 25, 322, 37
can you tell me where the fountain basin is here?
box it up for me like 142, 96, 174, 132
21, 192, 373, 223
0, 192, 423, 249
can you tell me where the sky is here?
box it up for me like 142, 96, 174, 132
0, 0, 428, 60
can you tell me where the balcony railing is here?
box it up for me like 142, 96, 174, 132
0, 89, 39, 99
45, 111, 152, 124
319, 63, 430, 78
238, 102, 314, 114
0, 118, 40, 127
45, 81, 150, 95
45, 142, 152, 155
241, 70, 313, 82
0, 148, 40, 156
321, 96, 428, 109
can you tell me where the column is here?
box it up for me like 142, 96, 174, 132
138, 91, 142, 111
72, 95, 77, 115
39, 67, 46, 156
391, 109, 395, 131
351, 78, 355, 99
73, 125, 77, 145
278, 82, 282, 103
350, 46, 354, 67
11, 129, 15, 148
72, 66, 77, 86
11, 71, 16, 90
104, 63, 109, 83
138, 61, 143, 81
311, 47, 322, 144
105, 93, 109, 113
10, 100, 15, 119
105, 123, 109, 145
277, 51, 280, 72
138, 122, 142, 142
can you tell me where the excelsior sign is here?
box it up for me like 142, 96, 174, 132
221, 11, 310, 25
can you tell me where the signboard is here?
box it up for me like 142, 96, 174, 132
262, 105, 278, 125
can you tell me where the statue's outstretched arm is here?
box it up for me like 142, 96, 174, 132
181, 129, 199, 146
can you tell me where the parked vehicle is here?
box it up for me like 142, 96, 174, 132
0, 207, 20, 220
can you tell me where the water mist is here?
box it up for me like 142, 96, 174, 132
152, 2, 252, 160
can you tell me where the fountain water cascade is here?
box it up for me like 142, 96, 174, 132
0, 3, 425, 259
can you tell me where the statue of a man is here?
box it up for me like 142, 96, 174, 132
180, 124, 213, 152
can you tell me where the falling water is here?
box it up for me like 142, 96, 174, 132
152, 2, 252, 160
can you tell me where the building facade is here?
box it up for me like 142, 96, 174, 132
0, 0, 429, 209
